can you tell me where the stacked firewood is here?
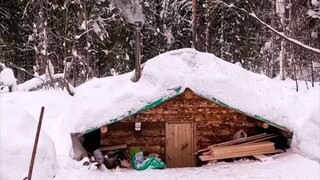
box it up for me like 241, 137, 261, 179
197, 133, 284, 162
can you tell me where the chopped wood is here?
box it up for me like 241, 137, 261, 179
202, 151, 210, 155
100, 144, 127, 152
212, 133, 273, 147
196, 133, 275, 154
241, 135, 279, 144
197, 133, 284, 163
210, 141, 275, 157
210, 141, 275, 154
199, 155, 216, 161
214, 149, 283, 159
210, 141, 274, 150
199, 149, 283, 161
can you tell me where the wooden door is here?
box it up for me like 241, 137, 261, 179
165, 122, 195, 168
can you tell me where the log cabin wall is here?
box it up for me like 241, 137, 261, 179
101, 88, 263, 160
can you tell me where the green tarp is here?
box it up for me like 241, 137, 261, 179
83, 87, 290, 134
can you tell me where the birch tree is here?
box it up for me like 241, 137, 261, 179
276, 0, 286, 80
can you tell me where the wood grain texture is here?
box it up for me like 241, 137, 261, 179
100, 88, 270, 166
166, 122, 194, 168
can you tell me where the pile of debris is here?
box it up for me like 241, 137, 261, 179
84, 144, 133, 169
85, 144, 165, 170
197, 133, 284, 162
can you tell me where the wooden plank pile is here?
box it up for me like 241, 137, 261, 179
197, 133, 283, 162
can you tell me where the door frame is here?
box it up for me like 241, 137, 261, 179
165, 121, 197, 167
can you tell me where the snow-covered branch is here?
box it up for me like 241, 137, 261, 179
216, 1, 320, 59
75, 28, 94, 40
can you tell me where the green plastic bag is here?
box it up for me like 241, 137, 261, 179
131, 156, 166, 170
129, 149, 166, 170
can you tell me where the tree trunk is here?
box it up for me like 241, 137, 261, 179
220, 13, 225, 60
270, 0, 276, 78
205, 0, 211, 52
278, 0, 286, 80
192, 0, 197, 49
36, 0, 47, 75
84, 0, 90, 82
279, 40, 286, 80
311, 60, 314, 87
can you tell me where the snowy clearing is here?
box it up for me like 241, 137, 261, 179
0, 49, 319, 180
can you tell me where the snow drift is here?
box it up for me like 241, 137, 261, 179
0, 102, 58, 180
0, 68, 17, 92
66, 48, 319, 161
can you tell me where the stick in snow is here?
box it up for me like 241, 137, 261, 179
26, 107, 45, 180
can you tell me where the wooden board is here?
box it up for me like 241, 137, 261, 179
200, 149, 283, 161
196, 133, 276, 153
165, 122, 195, 168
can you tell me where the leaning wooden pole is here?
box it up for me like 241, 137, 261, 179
27, 107, 45, 180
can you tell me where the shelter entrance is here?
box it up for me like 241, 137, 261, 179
165, 122, 195, 168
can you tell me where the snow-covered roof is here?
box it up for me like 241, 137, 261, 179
68, 48, 318, 136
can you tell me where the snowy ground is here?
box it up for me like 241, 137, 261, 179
1, 88, 319, 180
1, 49, 320, 179
54, 152, 319, 180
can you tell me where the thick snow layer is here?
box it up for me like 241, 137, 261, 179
0, 73, 64, 93
0, 68, 16, 86
1, 90, 71, 135
0, 90, 73, 160
67, 48, 320, 160
0, 102, 57, 180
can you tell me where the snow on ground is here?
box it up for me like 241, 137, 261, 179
0, 102, 57, 180
0, 48, 319, 179
54, 152, 319, 180
0, 90, 71, 136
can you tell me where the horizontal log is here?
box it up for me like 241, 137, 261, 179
100, 144, 127, 152
101, 122, 165, 138
101, 136, 165, 146
142, 107, 239, 115
102, 129, 165, 138
141, 105, 242, 115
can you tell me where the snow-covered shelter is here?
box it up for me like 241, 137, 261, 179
69, 49, 294, 168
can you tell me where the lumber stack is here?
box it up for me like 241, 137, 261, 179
198, 133, 283, 162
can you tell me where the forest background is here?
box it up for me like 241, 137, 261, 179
0, 0, 319, 90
